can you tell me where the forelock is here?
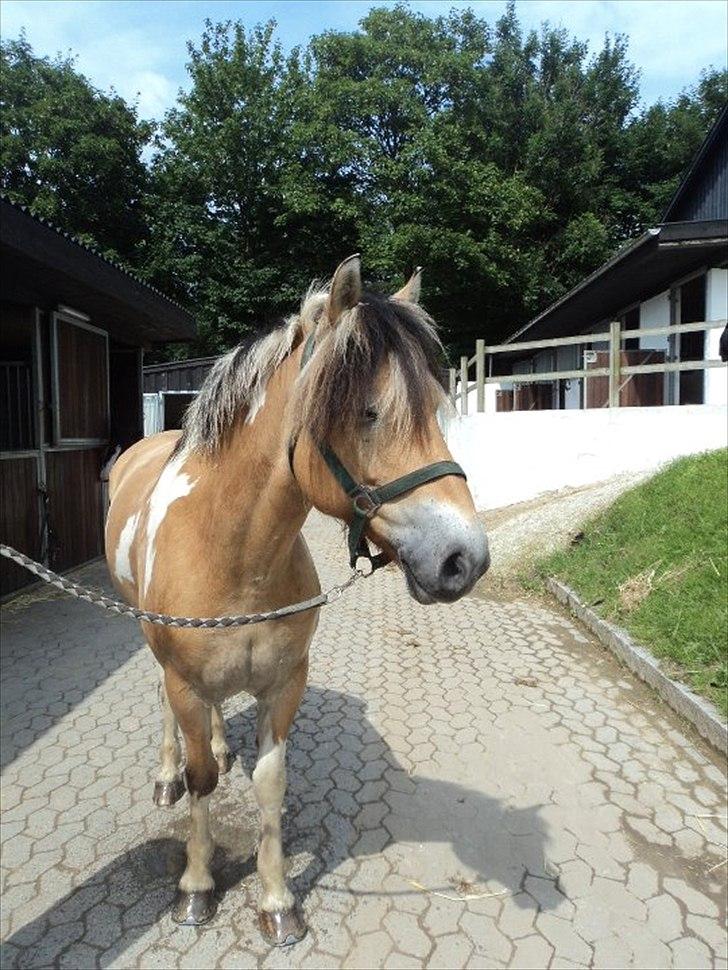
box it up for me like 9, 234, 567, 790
293, 291, 446, 444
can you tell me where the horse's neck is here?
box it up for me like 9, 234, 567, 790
188, 360, 309, 577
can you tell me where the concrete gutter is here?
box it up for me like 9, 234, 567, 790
547, 577, 728, 755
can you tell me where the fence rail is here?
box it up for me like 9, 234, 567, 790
451, 319, 727, 414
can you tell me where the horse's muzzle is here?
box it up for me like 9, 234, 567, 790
400, 537, 490, 604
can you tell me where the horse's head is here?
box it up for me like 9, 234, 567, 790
290, 255, 489, 603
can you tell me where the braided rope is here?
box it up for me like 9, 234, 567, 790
0, 544, 364, 628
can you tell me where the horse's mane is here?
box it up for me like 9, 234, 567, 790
177, 283, 446, 456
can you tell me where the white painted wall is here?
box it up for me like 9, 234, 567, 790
706, 268, 728, 406
444, 404, 728, 510
638, 290, 670, 352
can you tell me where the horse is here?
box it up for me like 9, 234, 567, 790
104, 255, 490, 945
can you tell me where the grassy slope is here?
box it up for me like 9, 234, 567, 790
534, 450, 728, 717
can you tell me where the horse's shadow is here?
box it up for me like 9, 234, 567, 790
2, 687, 557, 968
228, 687, 554, 909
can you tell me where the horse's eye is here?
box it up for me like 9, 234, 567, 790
363, 407, 378, 424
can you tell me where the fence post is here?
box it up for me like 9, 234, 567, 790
609, 320, 621, 408
460, 356, 469, 416
448, 367, 457, 406
475, 339, 485, 412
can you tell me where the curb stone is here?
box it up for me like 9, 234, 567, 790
547, 576, 728, 755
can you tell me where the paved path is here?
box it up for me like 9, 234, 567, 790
1, 513, 726, 969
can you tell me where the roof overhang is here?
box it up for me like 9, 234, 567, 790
505, 220, 728, 347
0, 199, 195, 345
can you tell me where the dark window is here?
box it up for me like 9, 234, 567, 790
0, 304, 35, 451
678, 276, 706, 405
623, 306, 640, 351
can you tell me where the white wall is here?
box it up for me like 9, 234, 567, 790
706, 268, 728, 406
638, 290, 670, 352
444, 404, 728, 510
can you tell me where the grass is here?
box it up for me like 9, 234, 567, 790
531, 449, 728, 718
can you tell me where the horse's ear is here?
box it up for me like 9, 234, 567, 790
392, 266, 422, 304
326, 254, 362, 325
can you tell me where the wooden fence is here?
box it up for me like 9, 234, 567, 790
449, 319, 728, 415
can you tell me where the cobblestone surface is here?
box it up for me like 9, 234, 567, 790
1, 511, 726, 969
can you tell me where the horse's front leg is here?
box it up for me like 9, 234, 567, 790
253, 661, 308, 946
153, 672, 185, 807
164, 668, 219, 925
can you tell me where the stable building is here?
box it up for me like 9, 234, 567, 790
0, 198, 195, 596
142, 356, 216, 434
494, 104, 728, 410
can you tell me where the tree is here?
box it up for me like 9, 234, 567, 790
148, 3, 726, 357
301, 3, 641, 347
0, 36, 151, 263
144, 20, 360, 353
7, 7, 721, 360
619, 69, 728, 234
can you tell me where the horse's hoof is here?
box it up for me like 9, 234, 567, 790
258, 907, 307, 946
153, 777, 185, 807
216, 750, 234, 775
172, 890, 217, 925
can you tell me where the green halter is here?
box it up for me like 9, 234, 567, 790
290, 330, 467, 570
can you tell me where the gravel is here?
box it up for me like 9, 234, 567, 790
480, 471, 653, 580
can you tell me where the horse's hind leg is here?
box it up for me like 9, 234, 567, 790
164, 668, 219, 925
254, 661, 308, 946
153, 673, 185, 807
211, 703, 234, 775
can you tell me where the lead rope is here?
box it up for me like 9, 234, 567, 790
0, 544, 367, 629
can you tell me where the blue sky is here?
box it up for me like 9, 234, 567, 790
2, 1, 726, 120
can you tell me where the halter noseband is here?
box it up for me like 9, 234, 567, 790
289, 330, 467, 571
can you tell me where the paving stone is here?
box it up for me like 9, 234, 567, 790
509, 933, 554, 967
1, 512, 726, 969
670, 935, 714, 969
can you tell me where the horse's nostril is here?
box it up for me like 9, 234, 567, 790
441, 551, 465, 582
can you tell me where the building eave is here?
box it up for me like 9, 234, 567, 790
0, 197, 196, 344
504, 221, 728, 347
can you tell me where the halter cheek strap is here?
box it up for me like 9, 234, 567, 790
291, 329, 467, 570
320, 446, 466, 569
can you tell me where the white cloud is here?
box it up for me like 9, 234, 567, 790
1, 0, 726, 118
118, 70, 179, 120
1, 0, 190, 119
415, 0, 727, 104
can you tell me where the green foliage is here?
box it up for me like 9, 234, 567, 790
1, 7, 726, 356
143, 20, 360, 352
535, 451, 728, 716
0, 35, 151, 263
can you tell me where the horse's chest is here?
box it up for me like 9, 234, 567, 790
196, 620, 314, 700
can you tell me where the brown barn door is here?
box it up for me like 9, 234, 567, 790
47, 311, 109, 571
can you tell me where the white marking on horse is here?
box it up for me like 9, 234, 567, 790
253, 734, 294, 911
143, 455, 197, 594
115, 511, 140, 585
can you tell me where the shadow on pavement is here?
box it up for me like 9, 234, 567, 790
2, 687, 554, 967
0, 563, 145, 771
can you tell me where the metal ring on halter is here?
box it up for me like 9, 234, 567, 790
352, 490, 380, 518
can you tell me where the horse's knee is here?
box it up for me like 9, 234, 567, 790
185, 756, 218, 798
